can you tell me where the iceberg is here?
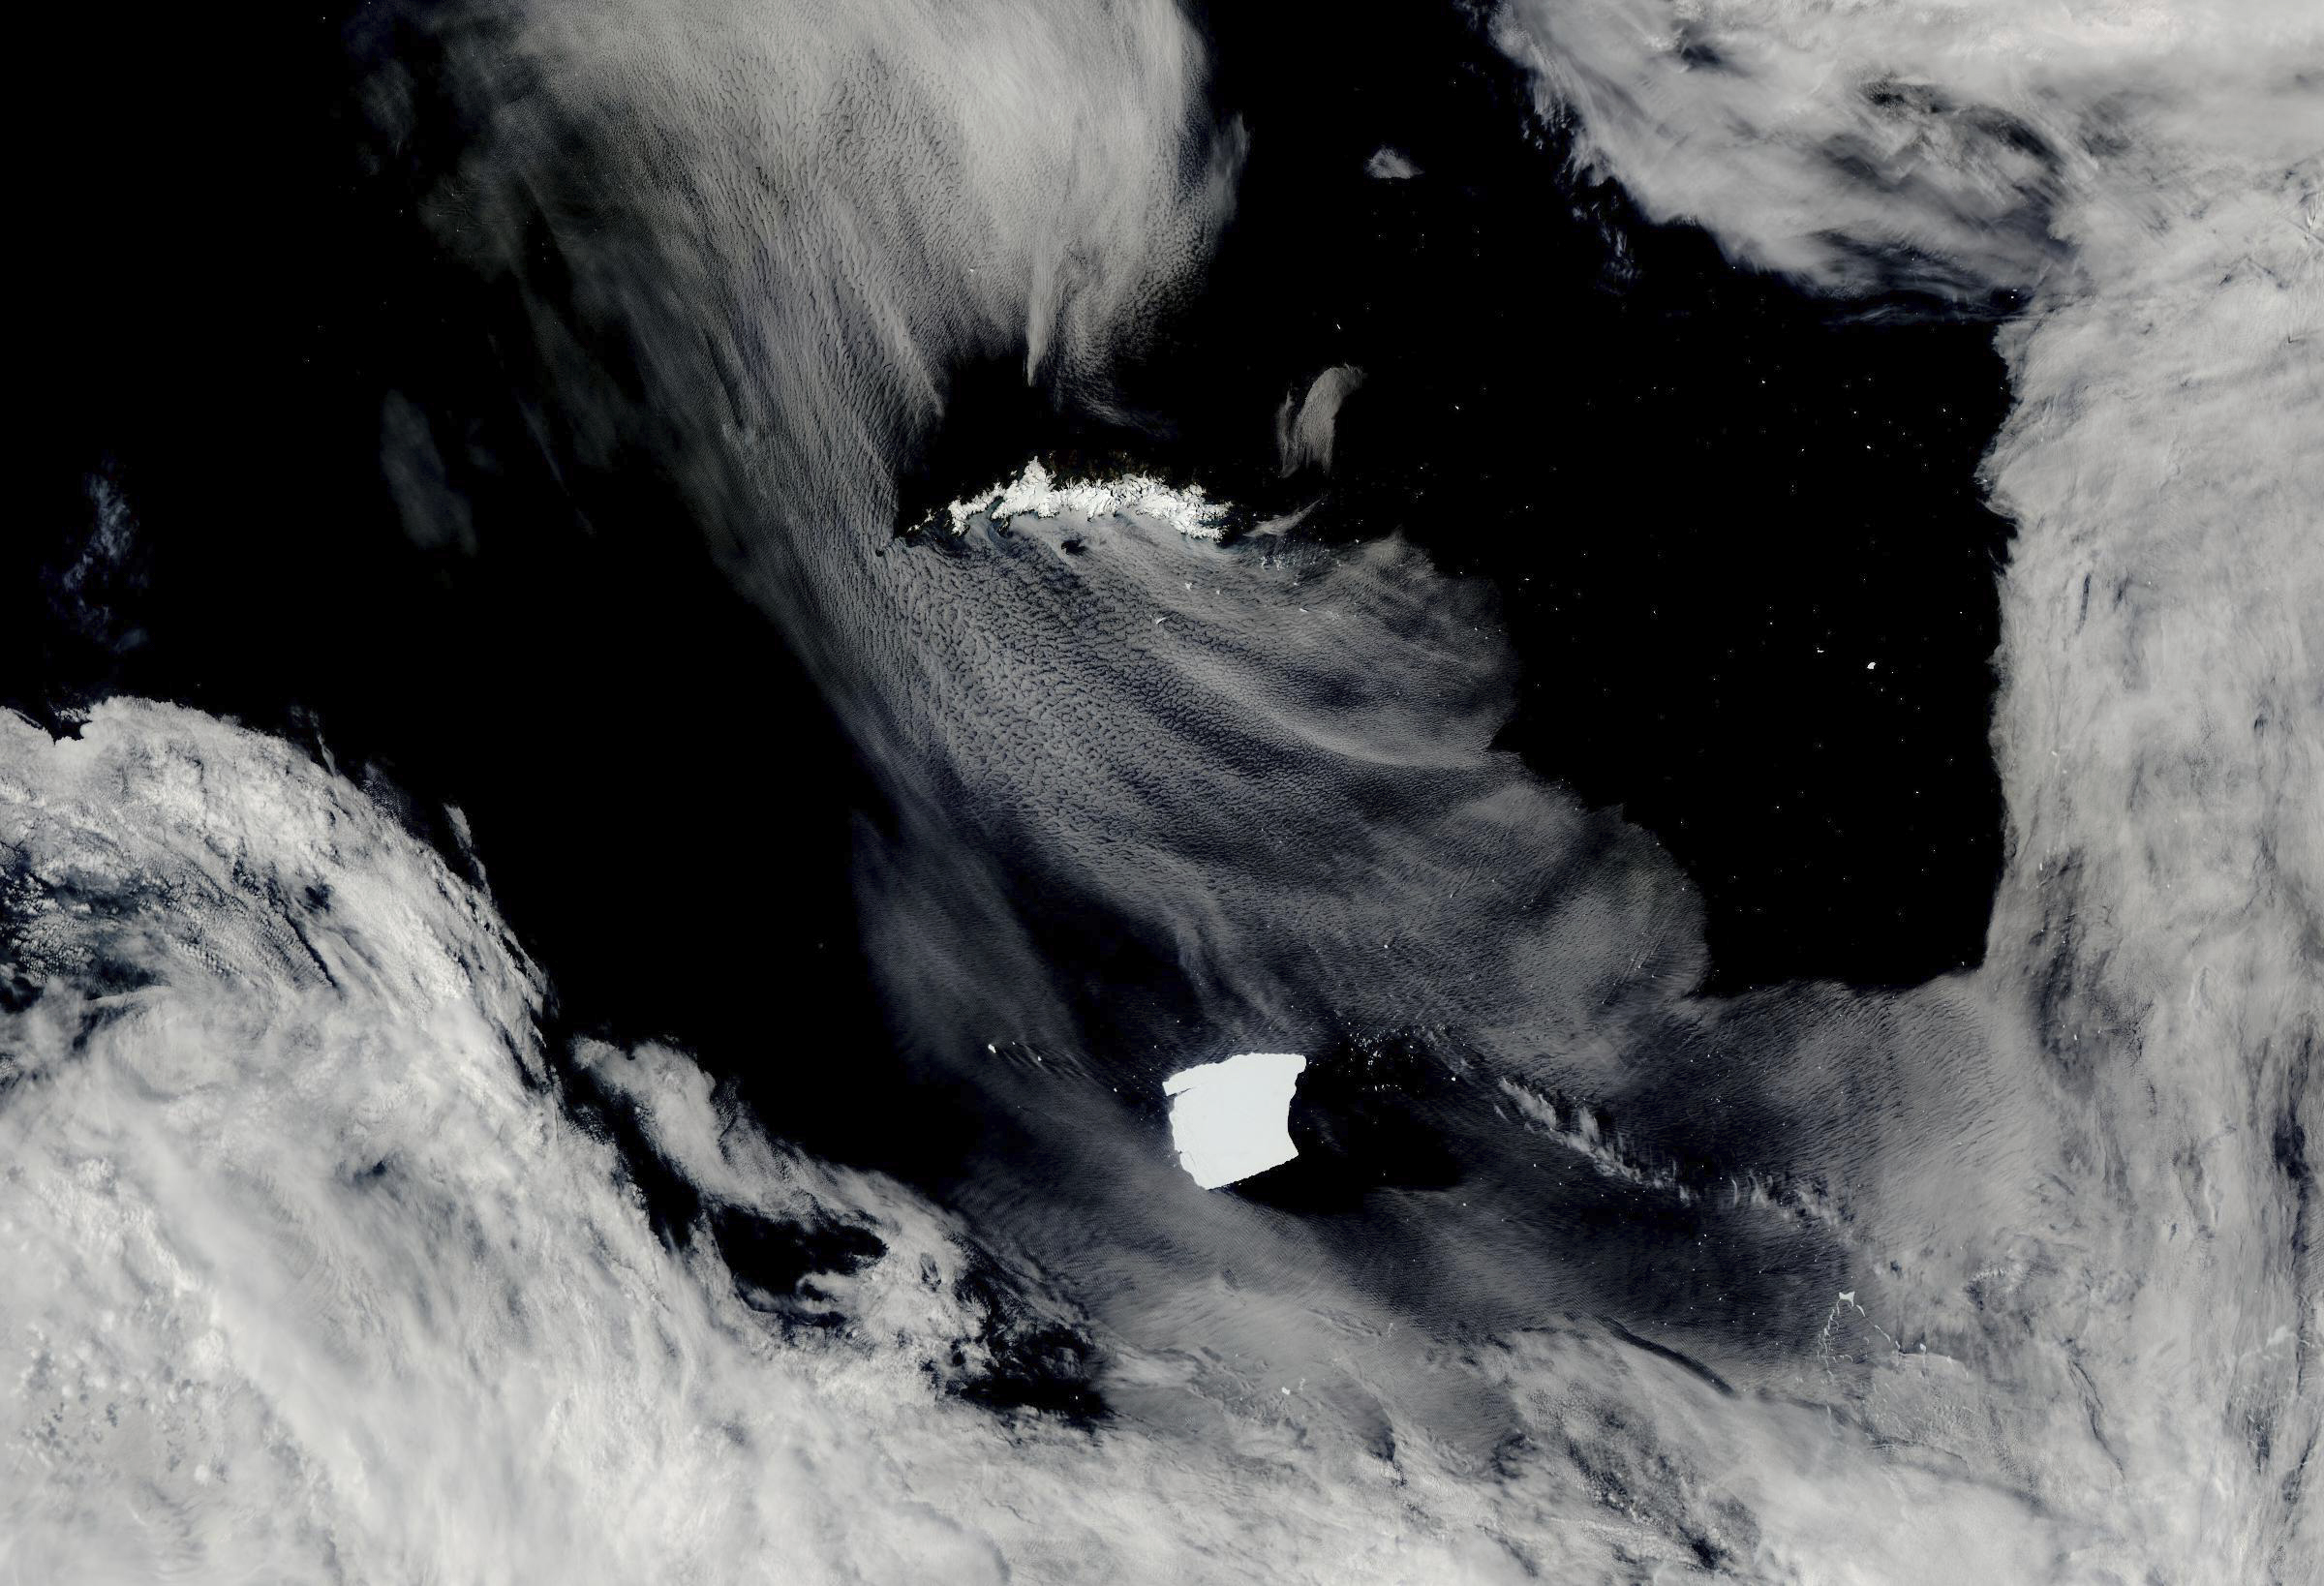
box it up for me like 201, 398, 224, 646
1162, 1052, 1308, 1189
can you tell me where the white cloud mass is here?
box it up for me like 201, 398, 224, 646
0, 703, 1555, 1582
1493, 0, 2324, 1576
0, 702, 2108, 1583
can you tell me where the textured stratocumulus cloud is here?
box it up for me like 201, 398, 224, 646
871, 488, 1702, 1078
1495, 1, 2324, 1576
2, 702, 2099, 1584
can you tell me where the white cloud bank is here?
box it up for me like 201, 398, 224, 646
0, 704, 1037, 1584
6, 703, 2119, 1584
1494, 2, 2324, 1577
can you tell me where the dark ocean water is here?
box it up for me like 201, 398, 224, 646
11, 0, 2017, 1373
18, 0, 2010, 1022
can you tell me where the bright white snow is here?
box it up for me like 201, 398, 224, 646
942, 460, 1230, 539
1161, 1052, 1308, 1189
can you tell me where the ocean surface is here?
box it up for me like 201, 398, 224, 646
7, 1, 2319, 1580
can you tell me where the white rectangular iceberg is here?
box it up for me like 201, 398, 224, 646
1162, 1052, 1308, 1189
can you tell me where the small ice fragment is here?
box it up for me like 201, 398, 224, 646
1162, 1052, 1308, 1188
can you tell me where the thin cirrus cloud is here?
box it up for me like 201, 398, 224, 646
395, 0, 1245, 553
